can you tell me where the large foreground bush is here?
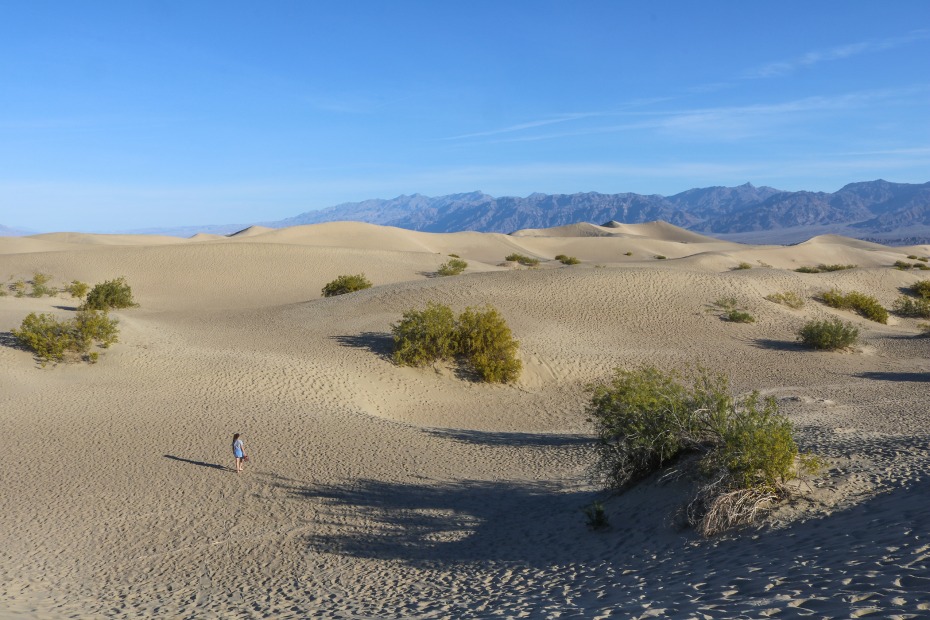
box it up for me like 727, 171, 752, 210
11, 310, 119, 365
84, 276, 136, 310
587, 366, 819, 536
322, 274, 372, 297
392, 303, 521, 383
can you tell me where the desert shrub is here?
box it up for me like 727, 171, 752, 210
655, 255, 667, 260
732, 262, 753, 270
624, 251, 633, 256
918, 257, 929, 263
893, 295, 930, 318
84, 276, 136, 310
588, 366, 816, 535
794, 266, 820, 273
392, 302, 458, 367
711, 297, 739, 311
437, 258, 467, 277
917, 264, 930, 271
912, 280, 930, 298
29, 273, 55, 297
726, 309, 755, 323
797, 318, 859, 350
505, 253, 540, 267
555, 254, 580, 265
908, 255, 919, 260
448, 254, 460, 258
819, 289, 888, 323
456, 305, 522, 383
765, 291, 805, 309
64, 280, 89, 300
818, 264, 856, 272
11, 279, 27, 297
321, 273, 372, 297
894, 260, 914, 270
583, 501, 609, 529
10, 310, 118, 365
919, 322, 930, 335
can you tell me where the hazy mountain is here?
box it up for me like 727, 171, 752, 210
264, 180, 930, 245
0, 224, 36, 236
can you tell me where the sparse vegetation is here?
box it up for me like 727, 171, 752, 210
794, 264, 857, 273
819, 289, 888, 324
437, 258, 468, 277
11, 279, 27, 297
918, 257, 929, 263
84, 276, 136, 310
797, 318, 860, 350
583, 501, 609, 530
725, 309, 755, 323
64, 280, 90, 300
655, 255, 667, 260
912, 280, 930, 298
894, 260, 914, 270
505, 253, 540, 267
624, 251, 633, 256
907, 255, 920, 260
448, 254, 460, 258
710, 297, 738, 311
917, 264, 930, 271
11, 310, 119, 366
554, 254, 580, 265
587, 366, 820, 536
732, 262, 753, 270
29, 273, 55, 297
893, 295, 930, 318
392, 302, 521, 383
765, 291, 805, 309
321, 274, 372, 297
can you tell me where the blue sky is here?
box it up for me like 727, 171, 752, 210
1, 1, 929, 232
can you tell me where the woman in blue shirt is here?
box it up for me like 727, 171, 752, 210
232, 433, 246, 473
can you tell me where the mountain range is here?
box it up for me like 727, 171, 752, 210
264, 180, 930, 245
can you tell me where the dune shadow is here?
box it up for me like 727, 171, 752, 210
331, 332, 395, 360
752, 338, 804, 351
857, 371, 930, 383
424, 428, 593, 448
164, 454, 232, 471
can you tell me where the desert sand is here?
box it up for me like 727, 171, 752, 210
1, 221, 928, 619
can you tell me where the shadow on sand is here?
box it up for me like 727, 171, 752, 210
331, 332, 394, 360
857, 371, 930, 383
164, 454, 232, 471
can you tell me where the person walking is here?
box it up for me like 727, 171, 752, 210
232, 433, 246, 473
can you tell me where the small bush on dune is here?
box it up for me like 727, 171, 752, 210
322, 273, 372, 297
392, 302, 458, 367
555, 254, 581, 265
624, 251, 633, 256
448, 254, 460, 258
726, 309, 755, 323
765, 291, 805, 309
794, 266, 820, 273
893, 295, 930, 318
912, 280, 930, 298
456, 305, 522, 383
437, 258, 468, 277
917, 264, 930, 271
732, 262, 753, 270
11, 310, 119, 365
29, 273, 55, 297
894, 260, 914, 270
818, 264, 857, 272
819, 289, 887, 324
583, 501, 609, 529
64, 280, 89, 300
587, 366, 819, 535
84, 276, 136, 310
797, 318, 859, 350
505, 253, 540, 267
11, 279, 27, 297
655, 255, 667, 260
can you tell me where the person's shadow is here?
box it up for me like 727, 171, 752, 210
163, 455, 232, 471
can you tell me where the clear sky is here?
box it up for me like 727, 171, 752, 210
1, 1, 929, 232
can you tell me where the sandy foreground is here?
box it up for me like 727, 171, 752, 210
1, 221, 928, 619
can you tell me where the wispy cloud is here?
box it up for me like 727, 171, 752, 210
444, 113, 597, 140
744, 29, 930, 78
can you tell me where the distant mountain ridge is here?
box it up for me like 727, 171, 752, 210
263, 180, 930, 245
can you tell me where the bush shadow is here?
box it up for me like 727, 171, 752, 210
856, 371, 930, 383
424, 428, 593, 448
331, 332, 395, 361
52, 304, 81, 311
752, 338, 805, 351
0, 331, 27, 352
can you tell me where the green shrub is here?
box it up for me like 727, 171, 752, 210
797, 318, 859, 350
64, 280, 89, 300
84, 277, 136, 310
765, 291, 805, 309
655, 255, 667, 260
555, 254, 581, 265
794, 266, 820, 273
505, 253, 540, 267
624, 251, 633, 256
726, 309, 755, 323
711, 297, 739, 311
448, 254, 460, 258
908, 255, 919, 260
321, 273, 372, 297
894, 260, 914, 270
391, 303, 521, 383
918, 257, 929, 263
437, 258, 467, 277
456, 305, 522, 383
912, 280, 930, 298
29, 273, 54, 297
893, 295, 930, 318
583, 501, 609, 530
10, 310, 118, 365
818, 264, 856, 272
11, 279, 27, 297
587, 366, 816, 535
917, 264, 930, 271
819, 289, 887, 323
732, 262, 753, 270
392, 302, 458, 367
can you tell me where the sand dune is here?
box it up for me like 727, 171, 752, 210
1, 222, 928, 618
